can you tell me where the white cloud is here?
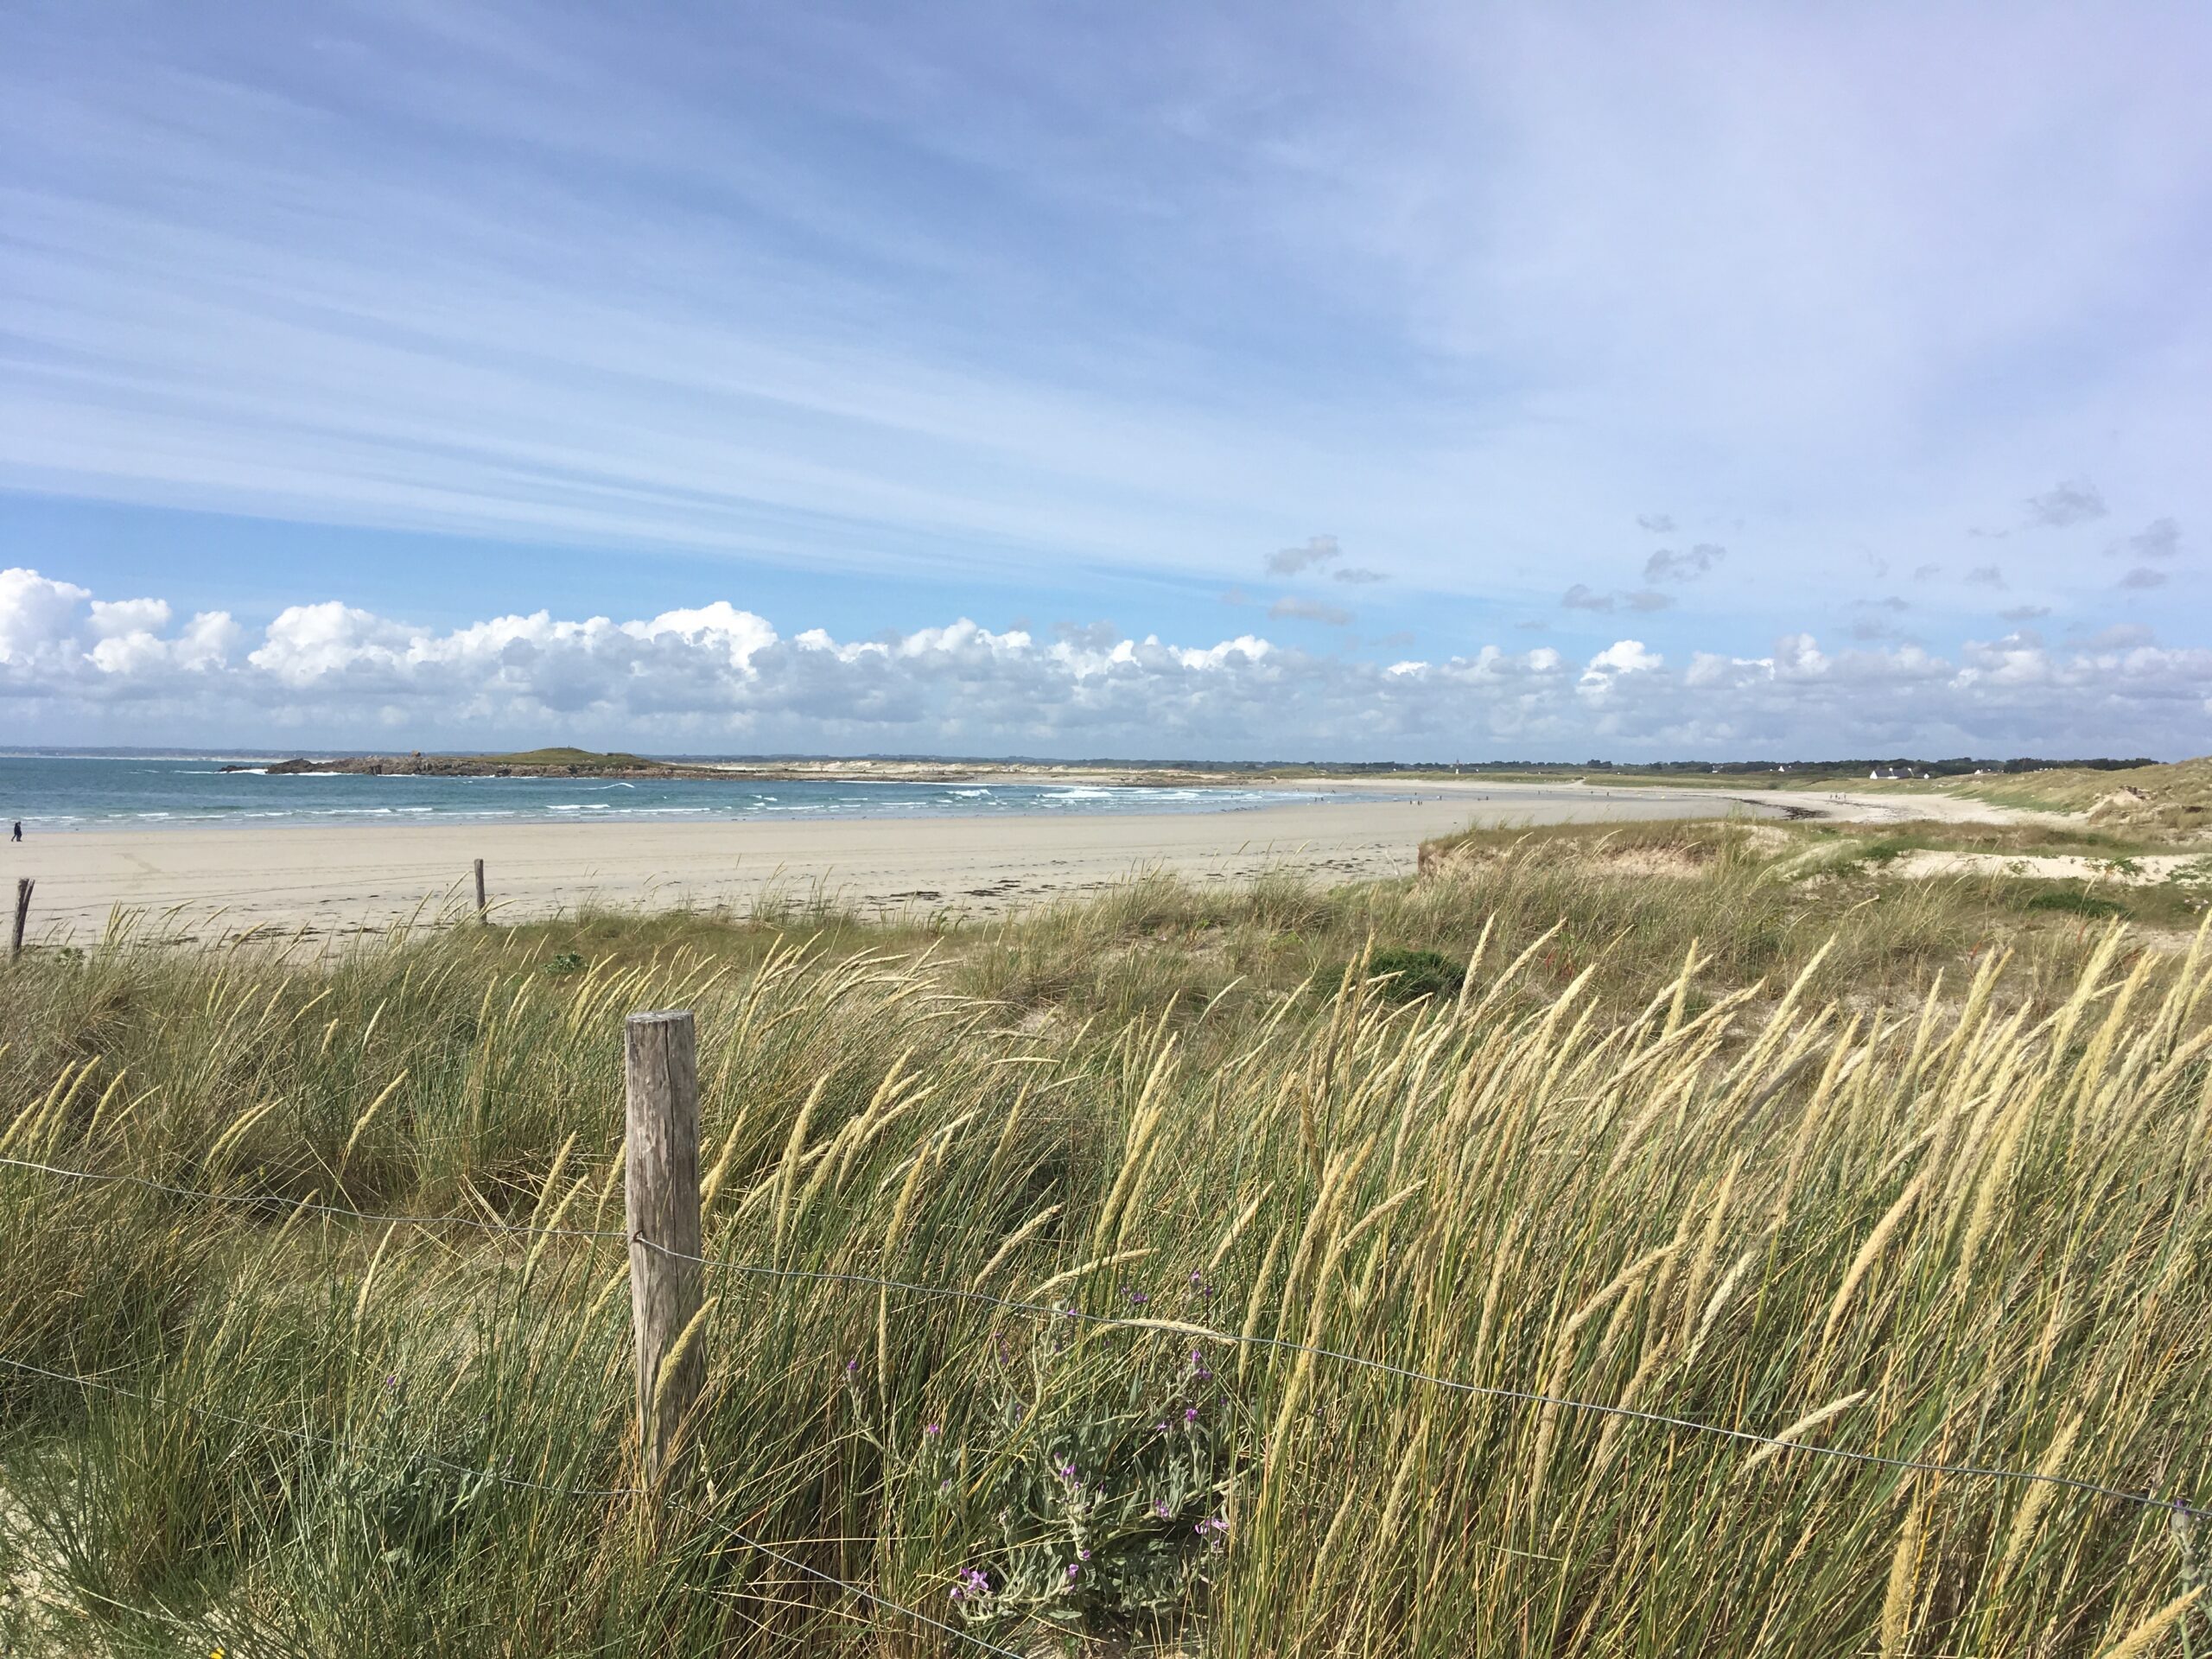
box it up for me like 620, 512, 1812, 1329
0, 569, 92, 664
87, 597, 172, 638
4, 569, 2209, 757
2, 568, 238, 695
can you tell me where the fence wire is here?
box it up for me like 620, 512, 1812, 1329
4, 1148, 2203, 1522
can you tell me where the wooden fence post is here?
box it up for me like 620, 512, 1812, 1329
10, 879, 29, 957
474, 858, 487, 923
625, 1009, 703, 1485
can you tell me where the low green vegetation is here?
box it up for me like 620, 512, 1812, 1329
4, 817, 2211, 1655
476, 747, 657, 769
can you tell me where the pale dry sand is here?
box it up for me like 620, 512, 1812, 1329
1886, 849, 2210, 885
3, 779, 2023, 944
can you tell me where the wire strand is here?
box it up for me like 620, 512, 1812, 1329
636, 1236, 2208, 1521
7, 1149, 2202, 1521
0, 1152, 624, 1242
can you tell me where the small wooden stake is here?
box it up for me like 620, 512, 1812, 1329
626, 1008, 703, 1485
474, 858, 487, 922
10, 878, 29, 957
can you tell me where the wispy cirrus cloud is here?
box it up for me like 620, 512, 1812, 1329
2, 1, 2209, 634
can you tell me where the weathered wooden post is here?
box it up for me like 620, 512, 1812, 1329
625, 1009, 703, 1484
474, 858, 487, 923
10, 879, 29, 957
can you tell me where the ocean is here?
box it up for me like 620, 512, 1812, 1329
0, 753, 1328, 832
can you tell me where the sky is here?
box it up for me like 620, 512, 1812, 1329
3, 0, 2208, 760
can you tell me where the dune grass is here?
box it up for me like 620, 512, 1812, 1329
3, 828, 2212, 1655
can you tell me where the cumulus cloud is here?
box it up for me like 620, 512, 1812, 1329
88, 597, 173, 638
1266, 534, 1342, 575
1268, 596, 1353, 626
2116, 517, 2183, 560
2118, 566, 2168, 590
1643, 543, 1726, 582
1637, 513, 1675, 533
9, 569, 2212, 756
2, 568, 240, 694
1965, 564, 2006, 588
1561, 584, 1613, 612
1054, 620, 1120, 651
2024, 480, 2107, 528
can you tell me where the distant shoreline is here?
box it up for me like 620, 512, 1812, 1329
0, 778, 2044, 945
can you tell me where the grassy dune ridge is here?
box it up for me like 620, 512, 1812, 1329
3, 820, 2211, 1655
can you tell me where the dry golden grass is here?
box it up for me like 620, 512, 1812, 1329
2, 849, 2209, 1655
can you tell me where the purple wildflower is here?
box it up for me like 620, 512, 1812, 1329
923, 1422, 943, 1440
950, 1567, 991, 1602
1066, 1562, 1081, 1582
1184, 1405, 1200, 1424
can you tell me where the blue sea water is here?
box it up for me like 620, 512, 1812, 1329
0, 753, 1326, 831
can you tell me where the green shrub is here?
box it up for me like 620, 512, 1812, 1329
2023, 887, 2127, 918
1363, 947, 1465, 1003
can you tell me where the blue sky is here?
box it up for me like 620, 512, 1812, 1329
3, 1, 2208, 757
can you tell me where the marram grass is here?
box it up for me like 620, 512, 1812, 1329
1, 857, 2209, 1656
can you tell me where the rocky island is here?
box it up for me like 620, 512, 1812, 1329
226, 747, 731, 779
219, 747, 1248, 785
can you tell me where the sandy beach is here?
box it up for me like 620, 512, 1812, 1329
2, 779, 2014, 944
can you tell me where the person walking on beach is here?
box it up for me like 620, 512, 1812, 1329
9, 822, 18, 842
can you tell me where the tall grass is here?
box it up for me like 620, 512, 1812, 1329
3, 840, 2210, 1655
